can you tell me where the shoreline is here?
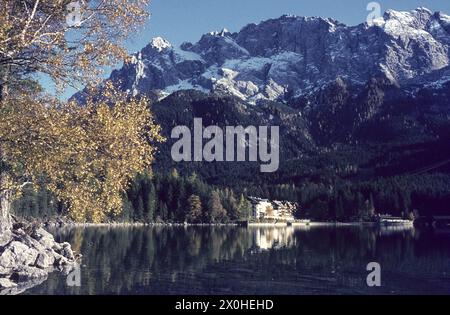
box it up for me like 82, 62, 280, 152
46, 222, 239, 228
45, 221, 414, 228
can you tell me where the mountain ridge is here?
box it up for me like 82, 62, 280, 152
73, 7, 450, 105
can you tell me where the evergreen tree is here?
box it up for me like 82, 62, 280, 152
222, 188, 239, 220
135, 195, 145, 222
146, 182, 156, 222
159, 202, 169, 222
237, 194, 252, 220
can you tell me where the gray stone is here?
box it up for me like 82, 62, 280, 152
0, 224, 76, 295
0, 265, 12, 276
52, 243, 62, 252
8, 241, 39, 266
11, 266, 48, 282
9, 241, 29, 254
61, 242, 75, 260
55, 255, 69, 266
32, 228, 55, 248
35, 252, 55, 269
0, 278, 17, 288
20, 234, 45, 252
33, 228, 54, 240
0, 248, 15, 269
0, 231, 12, 247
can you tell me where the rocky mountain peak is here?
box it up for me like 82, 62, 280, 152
74, 7, 450, 105
149, 37, 172, 52
208, 28, 232, 37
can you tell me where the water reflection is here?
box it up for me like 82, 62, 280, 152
23, 225, 450, 295
252, 226, 298, 250
1, 276, 48, 295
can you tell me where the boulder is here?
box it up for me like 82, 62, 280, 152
0, 278, 16, 289
9, 241, 39, 267
61, 242, 75, 260
32, 228, 56, 248
52, 243, 62, 252
0, 247, 15, 269
11, 266, 48, 282
19, 234, 46, 253
35, 251, 55, 269
0, 223, 77, 294
0, 231, 12, 247
54, 254, 69, 267
0, 265, 12, 277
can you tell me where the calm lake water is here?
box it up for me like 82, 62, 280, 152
24, 225, 450, 295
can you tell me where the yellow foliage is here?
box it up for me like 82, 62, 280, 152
0, 87, 164, 223
0, 0, 150, 89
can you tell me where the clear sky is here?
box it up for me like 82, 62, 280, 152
46, 0, 450, 98
130, 0, 450, 50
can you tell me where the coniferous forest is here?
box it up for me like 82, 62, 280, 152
13, 169, 450, 223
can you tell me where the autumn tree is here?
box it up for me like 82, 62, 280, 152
1, 83, 163, 223
186, 195, 202, 223
208, 191, 227, 223
0, 0, 163, 233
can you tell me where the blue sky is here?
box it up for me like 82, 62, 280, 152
131, 0, 450, 50
46, 0, 450, 98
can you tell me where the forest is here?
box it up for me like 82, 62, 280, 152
12, 167, 450, 223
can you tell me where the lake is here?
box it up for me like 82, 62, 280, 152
24, 225, 450, 295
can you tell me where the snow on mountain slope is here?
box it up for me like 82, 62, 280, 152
76, 7, 450, 104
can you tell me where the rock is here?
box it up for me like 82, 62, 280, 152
0, 231, 12, 247
0, 246, 14, 268
7, 241, 39, 267
32, 228, 55, 248
35, 252, 55, 269
0, 222, 77, 294
0, 265, 12, 277
9, 240, 29, 252
19, 234, 45, 253
54, 254, 69, 267
61, 242, 75, 260
0, 278, 17, 289
0, 275, 47, 295
10, 266, 48, 282
52, 243, 62, 252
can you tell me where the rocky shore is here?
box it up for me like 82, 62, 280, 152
0, 218, 79, 294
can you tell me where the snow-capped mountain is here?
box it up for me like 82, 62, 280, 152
77, 7, 450, 104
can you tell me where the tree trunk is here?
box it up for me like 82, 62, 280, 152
0, 67, 12, 242
0, 183, 12, 234
0, 146, 13, 247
